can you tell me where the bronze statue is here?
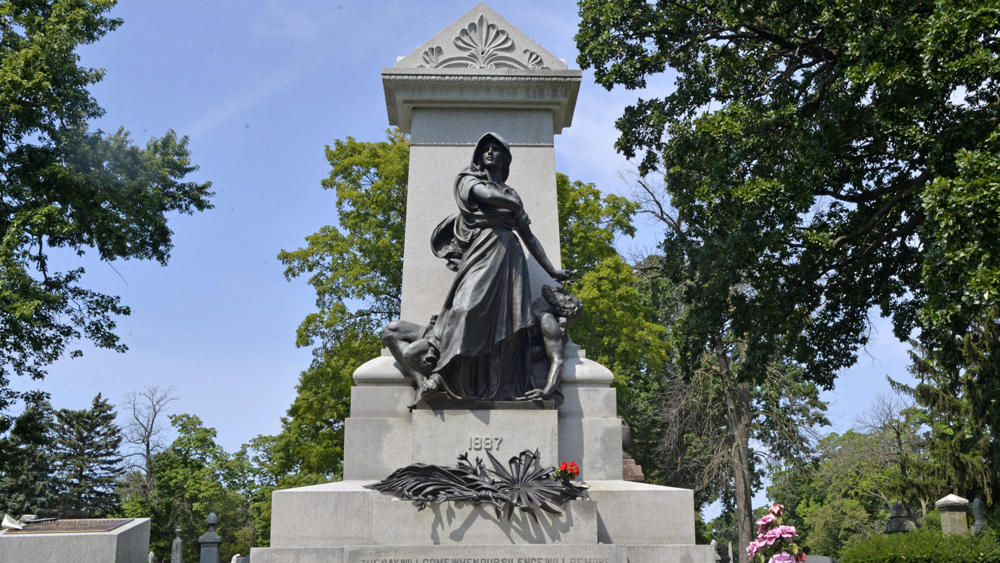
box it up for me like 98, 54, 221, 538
383, 132, 575, 408
524, 285, 582, 400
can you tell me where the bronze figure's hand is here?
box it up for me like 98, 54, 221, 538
549, 269, 576, 282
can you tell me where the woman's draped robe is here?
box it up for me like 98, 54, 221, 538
428, 166, 535, 401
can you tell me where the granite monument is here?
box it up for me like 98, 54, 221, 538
250, 5, 716, 563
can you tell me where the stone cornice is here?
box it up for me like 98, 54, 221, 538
382, 68, 582, 134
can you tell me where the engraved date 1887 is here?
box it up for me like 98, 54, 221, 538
468, 436, 503, 451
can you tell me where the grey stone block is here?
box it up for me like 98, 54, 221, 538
562, 354, 615, 384
270, 482, 374, 548
558, 386, 617, 418
352, 355, 408, 386
344, 544, 626, 563
253, 544, 723, 563
249, 547, 344, 563
268, 481, 597, 548
412, 407, 559, 468
412, 108, 555, 146
586, 481, 698, 545
371, 496, 597, 545
559, 417, 623, 480
0, 518, 150, 563
626, 544, 718, 563
350, 386, 414, 418
343, 417, 412, 480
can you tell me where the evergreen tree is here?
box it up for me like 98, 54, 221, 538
0, 391, 59, 517
52, 394, 124, 517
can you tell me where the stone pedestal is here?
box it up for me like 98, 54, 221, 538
937, 494, 970, 536
412, 404, 559, 468
343, 345, 624, 482
0, 518, 150, 563
254, 4, 714, 562
253, 479, 712, 562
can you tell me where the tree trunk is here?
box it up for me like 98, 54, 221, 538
717, 335, 755, 563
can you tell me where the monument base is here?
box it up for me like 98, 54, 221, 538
251, 543, 715, 563
251, 480, 714, 562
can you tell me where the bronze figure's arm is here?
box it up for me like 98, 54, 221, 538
516, 221, 573, 282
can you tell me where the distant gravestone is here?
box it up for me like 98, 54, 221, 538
972, 498, 989, 536
620, 416, 646, 482
171, 528, 182, 563
198, 513, 221, 563
884, 502, 910, 533
936, 494, 970, 536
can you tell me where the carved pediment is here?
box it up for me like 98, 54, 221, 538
395, 3, 568, 71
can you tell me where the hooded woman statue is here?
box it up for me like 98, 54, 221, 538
383, 132, 572, 406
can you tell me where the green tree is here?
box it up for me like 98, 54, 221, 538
767, 395, 948, 558
554, 173, 669, 389
899, 341, 994, 503
122, 414, 255, 563
52, 393, 123, 517
0, 0, 213, 417
798, 496, 872, 556
0, 392, 59, 516
274, 129, 409, 480
576, 0, 1000, 557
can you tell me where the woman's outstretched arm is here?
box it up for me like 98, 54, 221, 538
516, 222, 573, 281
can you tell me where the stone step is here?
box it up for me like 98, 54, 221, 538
250, 543, 717, 563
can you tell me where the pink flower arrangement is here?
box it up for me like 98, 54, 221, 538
746, 504, 806, 563
756, 514, 776, 536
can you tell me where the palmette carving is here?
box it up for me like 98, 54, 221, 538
454, 14, 514, 68
421, 46, 443, 66
523, 49, 546, 69
417, 13, 548, 70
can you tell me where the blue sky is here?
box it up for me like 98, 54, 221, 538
17, 0, 913, 490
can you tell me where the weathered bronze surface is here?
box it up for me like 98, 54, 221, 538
383, 132, 578, 409
416, 396, 557, 410
366, 449, 587, 521
5, 518, 133, 534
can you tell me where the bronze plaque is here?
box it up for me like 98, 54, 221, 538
5, 518, 133, 534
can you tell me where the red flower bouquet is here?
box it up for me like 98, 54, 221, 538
553, 461, 580, 481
